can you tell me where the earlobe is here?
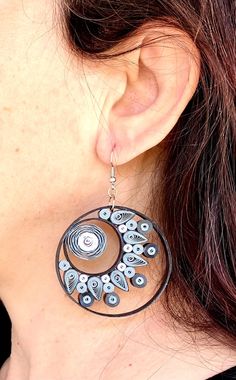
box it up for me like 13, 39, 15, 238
96, 27, 200, 165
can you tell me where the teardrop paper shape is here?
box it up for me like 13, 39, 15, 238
123, 253, 148, 267
110, 270, 129, 292
87, 276, 103, 300
64, 269, 79, 294
110, 210, 135, 225
123, 231, 148, 244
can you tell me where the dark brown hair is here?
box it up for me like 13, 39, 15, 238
61, 0, 236, 345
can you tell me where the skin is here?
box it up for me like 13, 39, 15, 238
0, 1, 236, 379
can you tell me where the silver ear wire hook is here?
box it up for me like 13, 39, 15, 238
108, 149, 117, 211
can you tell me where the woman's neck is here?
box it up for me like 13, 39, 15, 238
1, 154, 235, 380
1, 292, 236, 380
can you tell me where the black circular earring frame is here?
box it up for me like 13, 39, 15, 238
55, 205, 173, 318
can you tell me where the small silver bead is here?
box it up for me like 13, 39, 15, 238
126, 219, 137, 231
99, 208, 111, 220
79, 274, 88, 283
101, 274, 110, 283
131, 273, 147, 288
133, 244, 144, 254
76, 282, 88, 294
118, 224, 127, 233
103, 282, 115, 293
123, 243, 133, 253
104, 292, 120, 307
137, 220, 153, 234
117, 262, 127, 272
143, 243, 159, 258
124, 266, 135, 278
59, 260, 71, 271
79, 292, 94, 307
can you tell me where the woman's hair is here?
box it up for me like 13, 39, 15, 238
60, 1, 236, 345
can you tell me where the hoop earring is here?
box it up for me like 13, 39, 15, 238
55, 150, 172, 317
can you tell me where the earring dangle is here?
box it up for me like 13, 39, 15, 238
55, 151, 173, 317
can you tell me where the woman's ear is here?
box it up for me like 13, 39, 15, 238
96, 26, 200, 165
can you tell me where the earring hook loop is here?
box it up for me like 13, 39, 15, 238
108, 148, 117, 211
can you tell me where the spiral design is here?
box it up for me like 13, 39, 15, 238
65, 224, 107, 260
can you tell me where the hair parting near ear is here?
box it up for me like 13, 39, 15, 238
60, 1, 236, 346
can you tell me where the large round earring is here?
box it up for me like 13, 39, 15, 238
55, 151, 172, 317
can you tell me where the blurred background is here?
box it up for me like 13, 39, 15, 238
0, 301, 11, 367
